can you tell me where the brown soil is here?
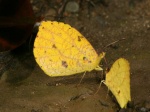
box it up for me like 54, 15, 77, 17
0, 0, 150, 112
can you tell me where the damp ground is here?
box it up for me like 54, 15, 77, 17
0, 0, 150, 112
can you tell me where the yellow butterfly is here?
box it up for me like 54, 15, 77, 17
33, 21, 105, 77
105, 58, 131, 108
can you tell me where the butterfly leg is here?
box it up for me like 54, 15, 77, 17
94, 80, 105, 95
76, 71, 87, 87
100, 80, 110, 99
106, 86, 110, 99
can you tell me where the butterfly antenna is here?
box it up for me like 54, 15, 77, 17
104, 38, 126, 49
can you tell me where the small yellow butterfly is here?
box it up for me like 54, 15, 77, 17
33, 21, 105, 77
105, 58, 131, 108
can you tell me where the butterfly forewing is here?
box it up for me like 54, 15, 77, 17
33, 21, 99, 77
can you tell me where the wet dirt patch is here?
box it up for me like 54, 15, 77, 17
0, 0, 150, 112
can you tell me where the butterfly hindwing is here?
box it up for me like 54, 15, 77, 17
33, 21, 101, 77
105, 58, 131, 108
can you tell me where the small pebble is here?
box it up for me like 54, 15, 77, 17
140, 107, 149, 112
65, 1, 79, 13
44, 8, 56, 20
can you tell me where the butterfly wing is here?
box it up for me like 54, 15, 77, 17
105, 58, 131, 108
33, 21, 100, 77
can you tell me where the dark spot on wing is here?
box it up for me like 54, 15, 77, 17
78, 36, 84, 41
88, 60, 92, 63
52, 44, 57, 48
83, 57, 87, 60
83, 57, 92, 63
118, 90, 120, 94
62, 61, 68, 68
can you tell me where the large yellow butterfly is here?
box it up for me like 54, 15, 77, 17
105, 58, 131, 108
33, 21, 105, 77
